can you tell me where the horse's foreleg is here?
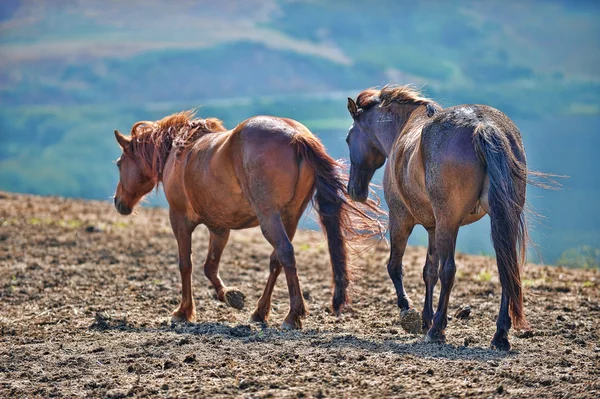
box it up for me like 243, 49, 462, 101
170, 212, 197, 323
387, 216, 414, 311
426, 225, 459, 343
203, 229, 245, 310
422, 229, 438, 331
258, 213, 306, 329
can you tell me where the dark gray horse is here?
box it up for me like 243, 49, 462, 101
346, 85, 532, 350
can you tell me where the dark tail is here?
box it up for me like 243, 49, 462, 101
473, 123, 529, 329
292, 135, 384, 315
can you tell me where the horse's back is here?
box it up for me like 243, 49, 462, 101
423, 104, 525, 161
233, 116, 309, 157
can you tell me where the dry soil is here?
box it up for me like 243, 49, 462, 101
1, 192, 599, 398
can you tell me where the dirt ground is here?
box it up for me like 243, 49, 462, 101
1, 191, 599, 398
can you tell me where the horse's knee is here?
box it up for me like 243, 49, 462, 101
439, 259, 456, 285
387, 261, 404, 281
178, 260, 192, 273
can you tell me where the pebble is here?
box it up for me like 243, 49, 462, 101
454, 305, 471, 319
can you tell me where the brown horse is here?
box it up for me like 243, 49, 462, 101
346, 85, 536, 350
113, 110, 380, 329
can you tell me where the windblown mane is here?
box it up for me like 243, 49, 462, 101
129, 109, 227, 182
356, 85, 441, 116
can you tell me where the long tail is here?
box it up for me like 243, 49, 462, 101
473, 123, 529, 329
292, 135, 384, 315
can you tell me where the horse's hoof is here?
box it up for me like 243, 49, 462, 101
425, 328, 446, 343
397, 295, 412, 312
249, 311, 268, 325
422, 321, 432, 333
224, 288, 246, 310
249, 318, 268, 327
171, 310, 196, 324
281, 321, 300, 330
281, 317, 302, 330
491, 335, 511, 351
399, 308, 422, 334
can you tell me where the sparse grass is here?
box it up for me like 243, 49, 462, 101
57, 219, 83, 229
522, 270, 551, 287
1, 217, 18, 226
113, 221, 129, 229
297, 243, 311, 252
26, 217, 86, 229
476, 269, 493, 282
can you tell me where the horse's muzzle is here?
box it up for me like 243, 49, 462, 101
114, 197, 132, 215
348, 184, 369, 203
348, 166, 373, 203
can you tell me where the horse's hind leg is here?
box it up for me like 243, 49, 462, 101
203, 228, 245, 310
258, 212, 306, 329
492, 291, 512, 350
249, 251, 282, 324
422, 228, 438, 331
426, 222, 460, 343
250, 214, 302, 324
423, 138, 485, 342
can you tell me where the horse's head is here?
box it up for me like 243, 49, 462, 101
345, 97, 386, 202
113, 130, 155, 215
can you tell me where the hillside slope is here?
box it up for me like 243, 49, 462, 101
1, 192, 599, 398
1, 1, 599, 114
1, 0, 599, 265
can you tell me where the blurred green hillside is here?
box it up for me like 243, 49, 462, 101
1, 0, 599, 266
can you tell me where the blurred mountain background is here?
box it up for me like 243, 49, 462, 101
1, 0, 599, 266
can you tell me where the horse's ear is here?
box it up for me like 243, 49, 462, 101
347, 97, 359, 118
114, 130, 131, 150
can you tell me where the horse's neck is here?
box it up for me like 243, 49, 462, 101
161, 129, 231, 181
374, 105, 424, 156
136, 137, 172, 183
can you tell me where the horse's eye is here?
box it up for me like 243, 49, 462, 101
345, 136, 350, 144
116, 159, 122, 169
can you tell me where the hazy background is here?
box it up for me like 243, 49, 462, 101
1, 0, 599, 266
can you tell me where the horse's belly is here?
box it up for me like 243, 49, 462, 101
460, 209, 486, 226
199, 193, 259, 230
207, 212, 259, 230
